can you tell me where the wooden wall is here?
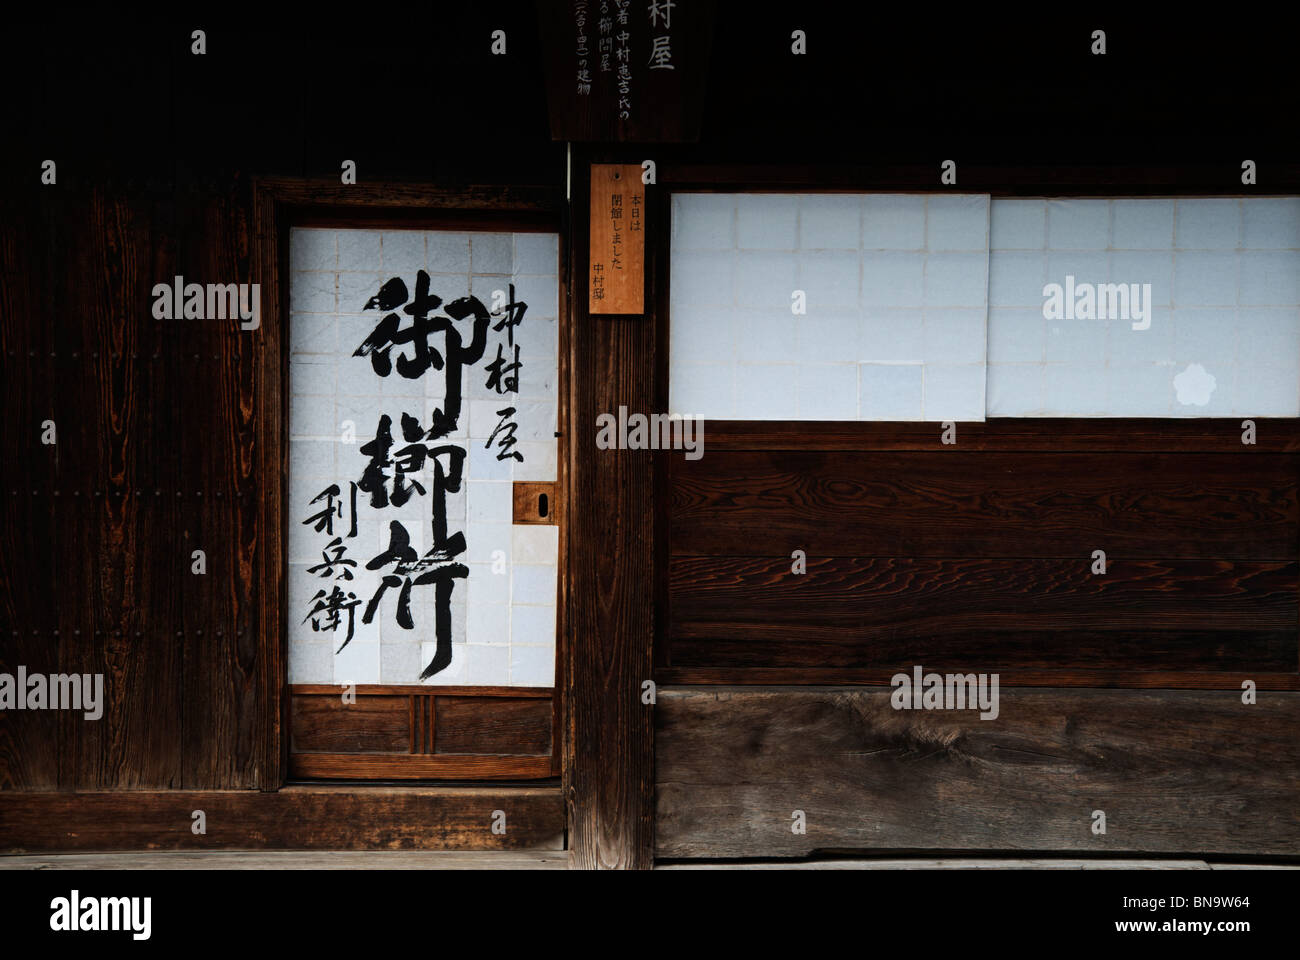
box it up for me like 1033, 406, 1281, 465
5, 9, 1300, 865
0, 177, 268, 790
653, 419, 1300, 858
0, 13, 562, 797
660, 421, 1300, 686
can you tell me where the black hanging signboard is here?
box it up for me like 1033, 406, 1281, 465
538, 0, 714, 142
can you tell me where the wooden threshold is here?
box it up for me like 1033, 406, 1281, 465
0, 785, 565, 854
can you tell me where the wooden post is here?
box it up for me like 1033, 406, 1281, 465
564, 151, 656, 868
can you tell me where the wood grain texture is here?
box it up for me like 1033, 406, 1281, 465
290, 684, 551, 697
435, 696, 552, 756
668, 557, 1298, 672
60, 186, 185, 791
0, 786, 564, 852
289, 754, 553, 779
253, 176, 288, 791
671, 451, 1298, 559
657, 667, 1300, 690
564, 149, 656, 868
288, 687, 554, 774
184, 177, 264, 791
0, 180, 269, 791
660, 164, 1300, 193
0, 850, 570, 869
291, 695, 411, 754
655, 687, 1300, 859
656, 858, 1238, 869
691, 419, 1300, 453
254, 179, 563, 215
0, 192, 61, 791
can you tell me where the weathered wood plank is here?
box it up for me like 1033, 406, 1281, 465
0, 786, 564, 852
435, 696, 553, 756
658, 858, 1221, 870
289, 754, 553, 779
253, 179, 563, 215
290, 684, 551, 697
289, 691, 556, 763
671, 452, 1298, 559
690, 419, 1300, 453
0, 850, 569, 869
662, 165, 1300, 194
182, 178, 263, 791
291, 695, 411, 754
655, 687, 1300, 859
252, 177, 288, 791
0, 192, 60, 791
77, 187, 184, 789
656, 667, 1300, 689
668, 557, 1298, 672
564, 149, 656, 869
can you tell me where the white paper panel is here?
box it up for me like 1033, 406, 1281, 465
287, 228, 559, 687
987, 198, 1300, 417
669, 193, 990, 422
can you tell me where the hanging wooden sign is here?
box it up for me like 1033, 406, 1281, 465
588, 164, 645, 315
538, 0, 714, 143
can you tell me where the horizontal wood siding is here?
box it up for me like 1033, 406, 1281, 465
671, 451, 1298, 560
655, 687, 1300, 859
663, 422, 1300, 685
669, 557, 1297, 672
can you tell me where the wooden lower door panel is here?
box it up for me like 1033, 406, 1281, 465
290, 685, 556, 780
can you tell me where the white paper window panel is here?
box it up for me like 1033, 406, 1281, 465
287, 228, 560, 688
986, 198, 1300, 417
669, 193, 991, 422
